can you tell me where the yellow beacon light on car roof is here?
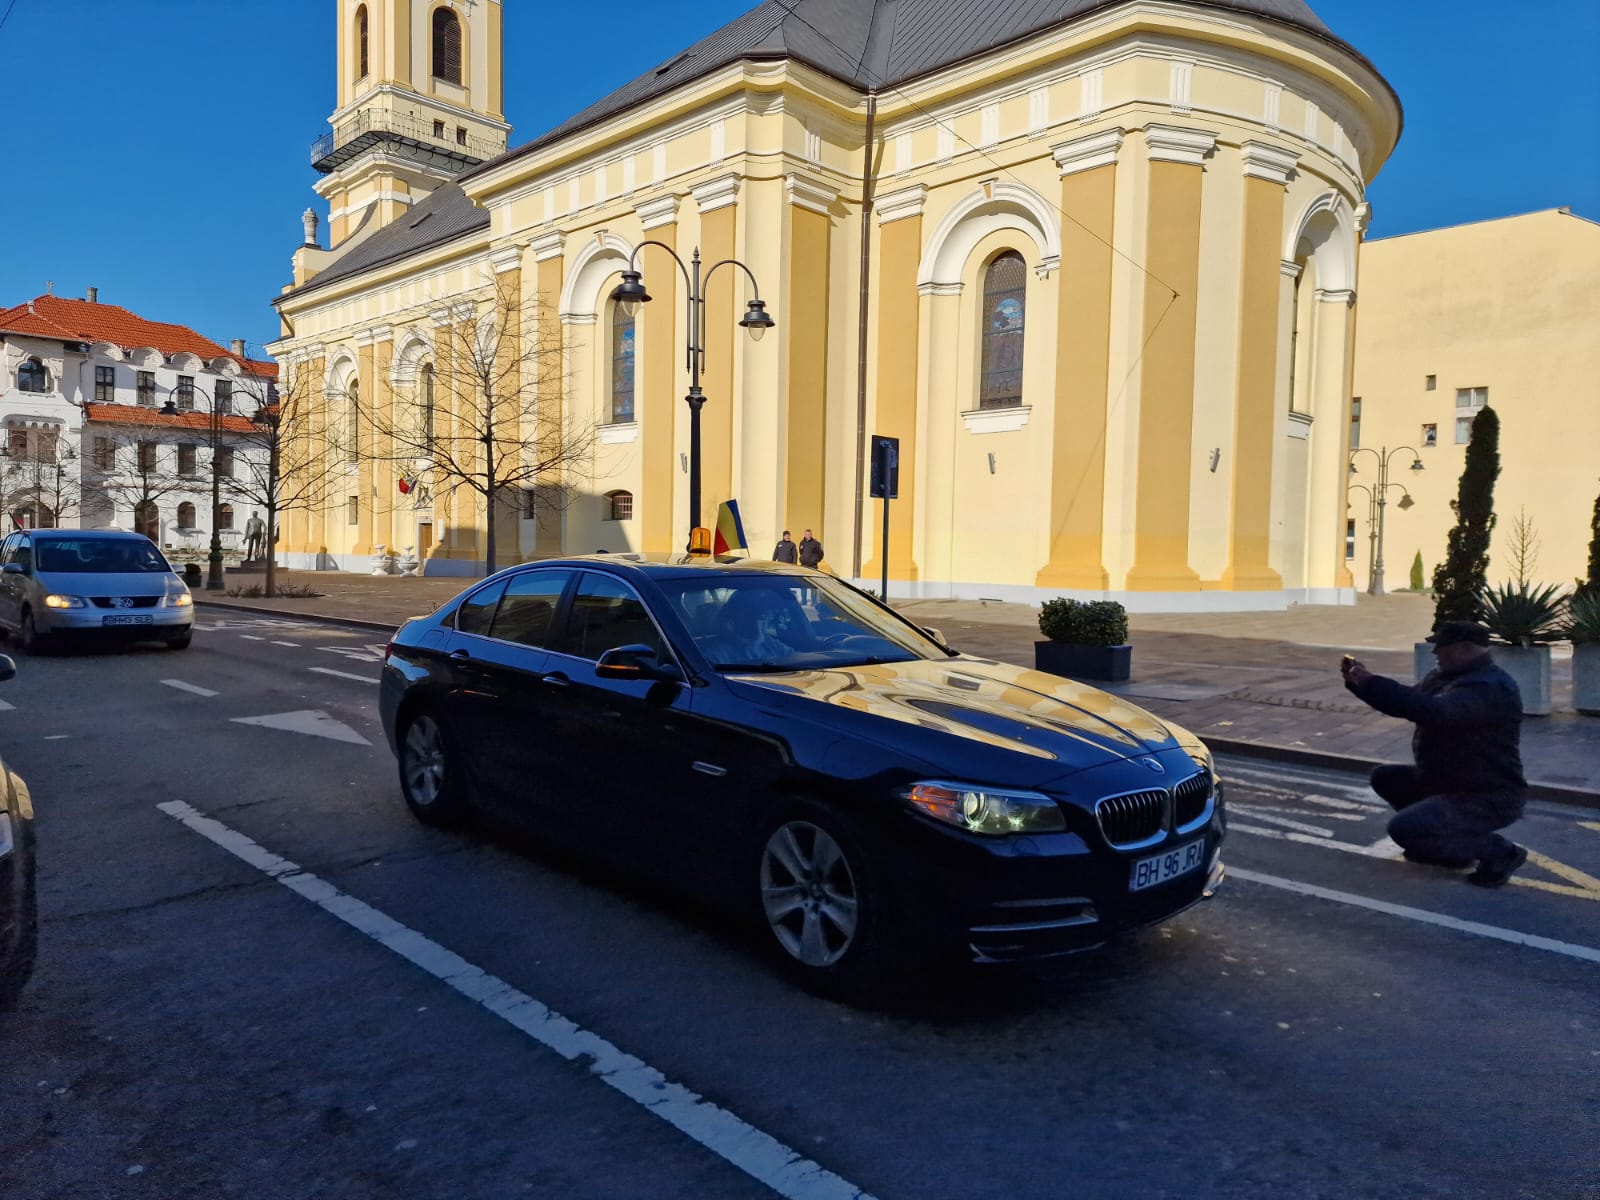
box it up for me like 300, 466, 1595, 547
688, 526, 713, 556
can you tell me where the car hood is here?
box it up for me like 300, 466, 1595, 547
727, 656, 1206, 785
34, 571, 176, 597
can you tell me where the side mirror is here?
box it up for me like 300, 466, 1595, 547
0, 655, 15, 683
595, 644, 682, 683
1, 563, 23, 575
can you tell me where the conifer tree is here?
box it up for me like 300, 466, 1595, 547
1409, 550, 1424, 592
1431, 405, 1500, 627
1579, 484, 1600, 599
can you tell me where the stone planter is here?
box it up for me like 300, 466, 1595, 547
1573, 643, 1600, 716
1035, 640, 1131, 683
1490, 644, 1553, 716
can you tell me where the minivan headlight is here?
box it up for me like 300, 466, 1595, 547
167, 591, 193, 607
44, 594, 86, 609
903, 781, 1065, 835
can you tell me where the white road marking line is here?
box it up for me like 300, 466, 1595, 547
271, 641, 301, 648
1231, 802, 1365, 825
1229, 867, 1600, 965
0, 699, 14, 712
43, 735, 69, 741
161, 680, 220, 698
240, 635, 267, 642
1302, 793, 1385, 813
156, 801, 875, 1200
230, 710, 371, 746
308, 667, 379, 685
1228, 807, 1339, 837
1228, 823, 1395, 857
1223, 765, 1371, 797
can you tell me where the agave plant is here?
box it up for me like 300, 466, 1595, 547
1565, 591, 1600, 645
1479, 581, 1569, 647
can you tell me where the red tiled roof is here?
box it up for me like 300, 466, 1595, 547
0, 294, 276, 379
81, 402, 265, 436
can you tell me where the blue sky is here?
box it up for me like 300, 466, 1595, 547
2, 0, 1595, 353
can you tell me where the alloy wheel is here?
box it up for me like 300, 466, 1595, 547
760, 820, 860, 968
402, 715, 447, 809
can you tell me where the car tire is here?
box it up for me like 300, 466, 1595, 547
756, 799, 895, 1003
18, 611, 47, 657
166, 630, 193, 651
397, 709, 469, 829
0, 819, 38, 1013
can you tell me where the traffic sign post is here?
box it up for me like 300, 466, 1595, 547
870, 435, 899, 600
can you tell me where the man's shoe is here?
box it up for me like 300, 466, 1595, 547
1403, 850, 1473, 869
1467, 844, 1528, 888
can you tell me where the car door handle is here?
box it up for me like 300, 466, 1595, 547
450, 649, 472, 661
540, 672, 571, 688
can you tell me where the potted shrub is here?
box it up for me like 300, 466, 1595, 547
1036, 599, 1131, 682
1480, 581, 1567, 716
1566, 591, 1600, 716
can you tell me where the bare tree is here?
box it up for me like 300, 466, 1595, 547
1506, 506, 1540, 588
83, 411, 197, 539
222, 360, 338, 598
3, 429, 79, 529
347, 274, 590, 575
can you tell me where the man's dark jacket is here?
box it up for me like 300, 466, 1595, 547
799, 537, 824, 568
1347, 658, 1526, 795
772, 540, 798, 564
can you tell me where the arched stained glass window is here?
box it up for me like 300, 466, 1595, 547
356, 5, 369, 78
610, 303, 635, 425
421, 363, 435, 450
978, 252, 1027, 409
432, 8, 462, 83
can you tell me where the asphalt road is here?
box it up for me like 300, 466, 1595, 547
1, 615, 1595, 1200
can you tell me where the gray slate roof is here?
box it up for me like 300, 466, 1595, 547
287, 0, 1366, 302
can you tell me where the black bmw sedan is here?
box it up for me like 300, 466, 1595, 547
379, 556, 1225, 998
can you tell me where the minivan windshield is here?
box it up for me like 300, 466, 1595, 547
35, 538, 171, 574
659, 573, 946, 672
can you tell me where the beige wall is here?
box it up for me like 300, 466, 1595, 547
1350, 210, 1600, 593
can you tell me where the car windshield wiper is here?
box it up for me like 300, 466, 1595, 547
830, 654, 918, 668
714, 662, 801, 674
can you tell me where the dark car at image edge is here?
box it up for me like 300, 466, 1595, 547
379, 556, 1225, 1000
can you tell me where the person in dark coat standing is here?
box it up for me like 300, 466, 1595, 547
772, 530, 798, 563
798, 529, 824, 570
1341, 621, 1528, 886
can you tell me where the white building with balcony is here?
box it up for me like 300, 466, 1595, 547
0, 290, 275, 552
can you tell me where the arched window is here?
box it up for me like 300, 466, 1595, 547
355, 5, 370, 79
12, 502, 54, 530
177, 502, 197, 530
421, 363, 435, 450
978, 252, 1027, 409
1287, 259, 1307, 414
605, 490, 634, 522
16, 357, 48, 393
218, 504, 235, 532
432, 7, 462, 83
134, 500, 159, 540
346, 378, 360, 463
609, 302, 635, 425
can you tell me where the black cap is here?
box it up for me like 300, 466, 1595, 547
1427, 621, 1491, 647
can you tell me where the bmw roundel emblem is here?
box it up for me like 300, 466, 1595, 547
1138, 757, 1166, 775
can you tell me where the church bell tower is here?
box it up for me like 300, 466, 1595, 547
312, 0, 510, 247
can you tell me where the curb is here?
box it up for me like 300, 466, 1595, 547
1206, 736, 1600, 811
195, 600, 1600, 812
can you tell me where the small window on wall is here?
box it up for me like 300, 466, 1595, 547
1455, 386, 1488, 411
355, 5, 369, 78
93, 436, 114, 470
95, 365, 116, 402
218, 504, 235, 531
176, 376, 195, 412
348, 496, 360, 526
433, 119, 446, 139
1425, 375, 1437, 391
138, 441, 158, 472
1455, 416, 1475, 445
432, 7, 462, 83
1345, 519, 1357, 561
137, 370, 156, 406
456, 126, 468, 147
16, 357, 48, 393
178, 443, 198, 475
215, 379, 232, 415
605, 490, 634, 522
609, 303, 635, 425
215, 446, 234, 478
1349, 397, 1361, 450
177, 502, 196, 530
1422, 423, 1438, 448
978, 251, 1027, 410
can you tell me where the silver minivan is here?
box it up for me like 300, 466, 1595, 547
0, 530, 194, 653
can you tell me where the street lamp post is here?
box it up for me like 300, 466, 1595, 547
160, 384, 227, 591
1348, 445, 1423, 596
610, 244, 774, 541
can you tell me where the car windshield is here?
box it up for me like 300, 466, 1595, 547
35, 538, 171, 574
659, 573, 946, 672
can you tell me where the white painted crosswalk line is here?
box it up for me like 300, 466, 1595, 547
271, 641, 301, 648
308, 667, 379, 684
162, 680, 220, 698
0, 699, 15, 713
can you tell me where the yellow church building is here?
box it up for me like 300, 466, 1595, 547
269, 0, 1400, 610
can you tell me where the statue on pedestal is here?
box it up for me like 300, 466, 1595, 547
243, 511, 267, 562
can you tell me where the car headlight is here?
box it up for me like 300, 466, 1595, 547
43, 594, 86, 609
167, 591, 193, 607
903, 781, 1066, 836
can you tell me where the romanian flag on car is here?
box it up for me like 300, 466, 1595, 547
713, 499, 749, 556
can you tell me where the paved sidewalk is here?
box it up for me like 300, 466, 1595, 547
197, 569, 1600, 803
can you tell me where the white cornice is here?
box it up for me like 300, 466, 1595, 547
1053, 128, 1124, 176
429, 308, 453, 328
371, 325, 393, 343
1145, 124, 1218, 166
692, 174, 741, 213
635, 195, 681, 230
1315, 287, 1355, 305
1280, 260, 1303, 278
353, 331, 375, 348
786, 175, 838, 216
876, 184, 928, 225
918, 282, 963, 297
489, 247, 523, 275
1240, 140, 1300, 185
530, 231, 565, 262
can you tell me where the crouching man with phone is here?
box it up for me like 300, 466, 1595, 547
1341, 621, 1529, 888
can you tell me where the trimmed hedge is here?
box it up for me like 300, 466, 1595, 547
1038, 598, 1129, 647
